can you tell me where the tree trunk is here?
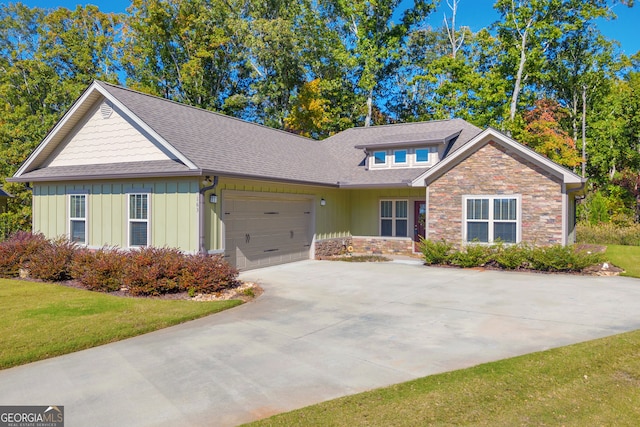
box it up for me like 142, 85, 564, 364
509, 28, 528, 122
364, 89, 373, 127
581, 85, 587, 178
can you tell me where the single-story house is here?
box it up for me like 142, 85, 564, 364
9, 81, 585, 269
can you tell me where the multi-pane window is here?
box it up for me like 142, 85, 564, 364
129, 193, 149, 247
370, 147, 434, 168
69, 194, 86, 244
465, 196, 519, 243
380, 200, 408, 237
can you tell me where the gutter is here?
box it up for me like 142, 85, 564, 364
198, 176, 218, 254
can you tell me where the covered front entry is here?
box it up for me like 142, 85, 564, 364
223, 192, 314, 270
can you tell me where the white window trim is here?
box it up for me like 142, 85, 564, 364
372, 150, 388, 168
370, 147, 439, 169
392, 149, 408, 166
462, 195, 522, 244
414, 147, 431, 165
68, 191, 89, 245
379, 199, 409, 237
127, 191, 151, 248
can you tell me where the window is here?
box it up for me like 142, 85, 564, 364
69, 194, 87, 244
373, 151, 386, 165
464, 196, 519, 243
415, 148, 429, 163
129, 193, 149, 247
380, 200, 408, 237
393, 150, 407, 164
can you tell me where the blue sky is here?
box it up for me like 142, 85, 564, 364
18, 0, 640, 56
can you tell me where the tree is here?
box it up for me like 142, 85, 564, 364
317, 0, 436, 127
284, 78, 330, 138
516, 98, 581, 168
0, 4, 122, 231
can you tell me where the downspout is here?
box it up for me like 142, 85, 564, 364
198, 176, 218, 254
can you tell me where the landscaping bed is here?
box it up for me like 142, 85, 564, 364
0, 232, 255, 300
418, 238, 615, 275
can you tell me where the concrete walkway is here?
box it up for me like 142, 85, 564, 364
1, 260, 640, 426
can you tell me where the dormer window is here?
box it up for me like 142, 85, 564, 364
393, 150, 407, 165
368, 147, 437, 169
373, 151, 386, 165
416, 148, 429, 163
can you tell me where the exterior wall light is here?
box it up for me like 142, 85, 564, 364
320, 198, 326, 206
209, 193, 218, 204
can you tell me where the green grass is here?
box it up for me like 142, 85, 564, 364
248, 330, 640, 426
0, 279, 241, 369
606, 244, 640, 278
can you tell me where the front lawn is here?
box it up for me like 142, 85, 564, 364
606, 244, 640, 278
0, 279, 241, 369
249, 330, 640, 426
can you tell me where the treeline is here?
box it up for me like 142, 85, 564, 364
0, 0, 639, 230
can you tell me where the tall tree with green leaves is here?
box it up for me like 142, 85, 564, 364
317, 0, 436, 127
0, 4, 122, 232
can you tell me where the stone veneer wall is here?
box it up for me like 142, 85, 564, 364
428, 141, 564, 245
351, 236, 415, 255
315, 236, 416, 257
314, 237, 353, 258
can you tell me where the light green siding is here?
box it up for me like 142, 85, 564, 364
33, 175, 426, 254
204, 177, 424, 250
349, 188, 425, 236
205, 178, 351, 250
33, 178, 199, 252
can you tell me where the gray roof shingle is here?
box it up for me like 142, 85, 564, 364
14, 81, 484, 187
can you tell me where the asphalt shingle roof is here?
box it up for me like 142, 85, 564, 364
15, 81, 484, 187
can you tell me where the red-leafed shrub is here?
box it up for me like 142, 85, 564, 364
0, 232, 50, 277
70, 247, 126, 292
122, 247, 187, 296
180, 254, 239, 294
29, 237, 78, 281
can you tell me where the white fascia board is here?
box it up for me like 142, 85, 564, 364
411, 128, 585, 187
93, 83, 198, 170
14, 81, 102, 177
13, 81, 199, 179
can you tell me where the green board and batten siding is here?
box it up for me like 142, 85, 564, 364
204, 178, 351, 251
349, 187, 425, 236
33, 178, 199, 252
33, 175, 421, 261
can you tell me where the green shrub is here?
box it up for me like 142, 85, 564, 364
28, 237, 77, 281
493, 243, 532, 270
530, 245, 604, 272
71, 248, 127, 292
450, 244, 493, 268
123, 247, 186, 296
180, 254, 239, 295
419, 238, 453, 265
0, 232, 49, 277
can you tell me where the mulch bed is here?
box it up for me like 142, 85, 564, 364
40, 278, 263, 302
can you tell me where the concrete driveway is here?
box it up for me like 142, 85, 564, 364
2, 260, 640, 426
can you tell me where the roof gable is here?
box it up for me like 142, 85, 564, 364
411, 128, 585, 187
13, 81, 197, 179
43, 98, 174, 168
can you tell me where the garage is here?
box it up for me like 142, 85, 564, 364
223, 193, 314, 270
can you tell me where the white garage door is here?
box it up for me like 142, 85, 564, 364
223, 194, 314, 270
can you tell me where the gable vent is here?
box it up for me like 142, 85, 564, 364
100, 102, 113, 119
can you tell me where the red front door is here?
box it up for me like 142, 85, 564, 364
414, 201, 426, 251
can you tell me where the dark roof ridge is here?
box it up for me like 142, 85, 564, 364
94, 80, 317, 144
336, 118, 469, 133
